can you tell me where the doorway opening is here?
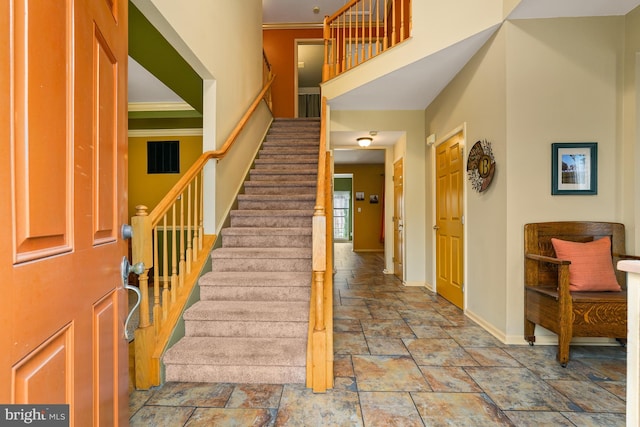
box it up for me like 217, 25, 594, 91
295, 39, 323, 118
333, 174, 353, 242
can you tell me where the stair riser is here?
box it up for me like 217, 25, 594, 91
185, 320, 307, 338
230, 216, 312, 227
253, 163, 317, 170
243, 186, 316, 195
222, 235, 312, 248
211, 258, 312, 272
200, 286, 310, 302
237, 200, 315, 210
249, 174, 317, 182
165, 365, 305, 384
258, 155, 318, 162
259, 150, 318, 157
264, 136, 319, 142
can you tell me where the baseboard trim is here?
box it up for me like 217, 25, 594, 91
465, 309, 621, 346
403, 281, 428, 288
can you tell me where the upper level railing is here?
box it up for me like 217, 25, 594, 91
322, 0, 411, 81
130, 74, 275, 390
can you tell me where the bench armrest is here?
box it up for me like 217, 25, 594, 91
525, 252, 572, 303
525, 253, 571, 265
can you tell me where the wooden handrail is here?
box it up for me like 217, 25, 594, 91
149, 74, 275, 226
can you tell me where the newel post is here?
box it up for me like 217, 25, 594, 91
131, 205, 157, 389
322, 16, 330, 82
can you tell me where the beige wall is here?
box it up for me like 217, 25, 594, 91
623, 7, 640, 253
425, 15, 637, 343
334, 164, 385, 252
135, 0, 271, 233
425, 28, 508, 333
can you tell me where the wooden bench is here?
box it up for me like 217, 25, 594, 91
524, 221, 639, 366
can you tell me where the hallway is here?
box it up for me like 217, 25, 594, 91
129, 243, 626, 426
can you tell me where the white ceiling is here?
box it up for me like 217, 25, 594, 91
128, 57, 183, 104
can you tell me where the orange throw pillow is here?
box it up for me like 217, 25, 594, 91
550, 237, 621, 292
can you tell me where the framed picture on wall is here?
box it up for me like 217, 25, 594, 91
355, 191, 365, 201
551, 142, 597, 195
369, 195, 379, 204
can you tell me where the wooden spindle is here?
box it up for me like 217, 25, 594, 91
162, 215, 169, 321
186, 183, 192, 272
192, 175, 199, 261
383, 0, 388, 49
153, 226, 160, 335
400, 0, 405, 42
199, 171, 204, 251
171, 203, 177, 304
368, 0, 373, 59
341, 14, 346, 73
179, 191, 185, 290
391, 0, 396, 46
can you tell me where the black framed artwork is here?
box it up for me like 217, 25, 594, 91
551, 142, 597, 195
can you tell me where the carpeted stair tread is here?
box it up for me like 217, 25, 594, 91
230, 209, 314, 217
211, 247, 312, 259
264, 135, 319, 142
254, 158, 317, 166
243, 181, 316, 195
164, 337, 307, 367
199, 271, 311, 288
229, 211, 313, 227
184, 300, 308, 322
221, 227, 311, 236
221, 227, 312, 248
259, 147, 318, 155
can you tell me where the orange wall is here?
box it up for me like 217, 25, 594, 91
263, 28, 323, 118
334, 164, 385, 252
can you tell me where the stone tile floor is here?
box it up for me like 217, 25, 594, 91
129, 243, 626, 426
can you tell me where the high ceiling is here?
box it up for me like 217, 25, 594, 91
131, 0, 640, 163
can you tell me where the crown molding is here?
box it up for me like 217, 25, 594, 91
128, 102, 195, 112
128, 128, 203, 137
262, 22, 324, 30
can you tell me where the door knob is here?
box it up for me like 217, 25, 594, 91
433, 225, 440, 230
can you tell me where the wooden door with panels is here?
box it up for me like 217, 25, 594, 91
0, 0, 129, 425
393, 159, 404, 281
435, 130, 465, 308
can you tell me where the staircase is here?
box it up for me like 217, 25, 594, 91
163, 118, 320, 384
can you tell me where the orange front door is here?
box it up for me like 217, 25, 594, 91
435, 130, 464, 308
393, 159, 404, 281
0, 0, 129, 425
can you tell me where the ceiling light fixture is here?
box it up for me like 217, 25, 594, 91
357, 137, 372, 147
